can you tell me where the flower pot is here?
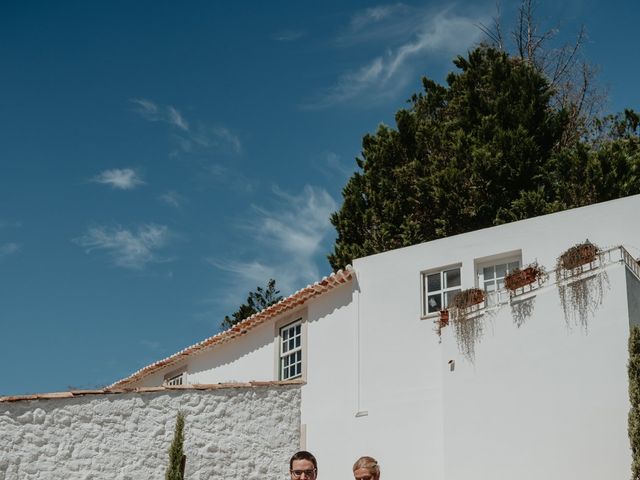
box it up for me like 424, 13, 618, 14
559, 242, 598, 270
505, 266, 539, 292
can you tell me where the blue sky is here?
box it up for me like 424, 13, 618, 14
1, 0, 638, 396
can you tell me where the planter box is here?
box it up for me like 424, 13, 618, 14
505, 266, 540, 292
559, 243, 598, 270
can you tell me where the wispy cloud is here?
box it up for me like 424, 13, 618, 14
203, 164, 257, 194
131, 98, 189, 131
131, 98, 242, 154
272, 29, 306, 42
318, 151, 354, 179
159, 190, 186, 208
75, 224, 171, 269
208, 185, 337, 303
92, 168, 144, 190
0, 242, 20, 260
306, 5, 488, 108
349, 4, 409, 31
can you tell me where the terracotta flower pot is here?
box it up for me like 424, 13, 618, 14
559, 242, 598, 270
504, 266, 539, 292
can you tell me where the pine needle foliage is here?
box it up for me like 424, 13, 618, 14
222, 279, 283, 329
328, 44, 640, 271
166, 411, 185, 480
629, 326, 640, 480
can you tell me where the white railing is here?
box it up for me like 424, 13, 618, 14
461, 246, 640, 315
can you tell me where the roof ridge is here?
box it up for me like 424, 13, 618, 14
108, 266, 353, 388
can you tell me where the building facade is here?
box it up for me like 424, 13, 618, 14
114, 195, 640, 480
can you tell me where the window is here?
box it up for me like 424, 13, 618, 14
165, 372, 185, 386
422, 267, 461, 315
279, 319, 302, 380
477, 257, 521, 305
163, 367, 187, 386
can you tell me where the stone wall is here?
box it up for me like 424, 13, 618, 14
0, 383, 301, 480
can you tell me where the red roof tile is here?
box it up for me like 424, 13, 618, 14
109, 266, 354, 388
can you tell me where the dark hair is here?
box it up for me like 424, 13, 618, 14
290, 451, 318, 472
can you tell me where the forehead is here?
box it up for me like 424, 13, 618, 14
292, 459, 315, 470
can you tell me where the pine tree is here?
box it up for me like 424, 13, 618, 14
222, 279, 283, 329
328, 45, 640, 271
166, 411, 185, 480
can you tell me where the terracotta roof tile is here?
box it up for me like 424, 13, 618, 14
108, 266, 353, 388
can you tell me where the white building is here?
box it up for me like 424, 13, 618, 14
114, 194, 640, 480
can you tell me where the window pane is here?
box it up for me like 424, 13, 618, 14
483, 266, 495, 280
508, 261, 520, 272
427, 273, 441, 292
496, 263, 507, 278
445, 289, 461, 307
295, 324, 301, 335
484, 281, 496, 292
497, 278, 505, 290
427, 294, 441, 313
445, 268, 461, 288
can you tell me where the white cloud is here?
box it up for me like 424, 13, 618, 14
92, 168, 144, 190
159, 190, 186, 208
131, 98, 241, 154
307, 5, 488, 108
131, 98, 189, 131
75, 224, 171, 269
322, 151, 354, 179
0, 242, 20, 259
209, 185, 338, 302
350, 4, 408, 31
168, 106, 189, 131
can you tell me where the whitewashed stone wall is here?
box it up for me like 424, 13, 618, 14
0, 384, 300, 480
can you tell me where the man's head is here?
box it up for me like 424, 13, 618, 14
289, 451, 317, 480
353, 456, 380, 480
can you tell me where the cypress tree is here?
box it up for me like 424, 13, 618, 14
166, 411, 185, 480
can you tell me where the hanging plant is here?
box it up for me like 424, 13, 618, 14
557, 241, 599, 270
450, 288, 486, 362
434, 309, 449, 340
504, 262, 547, 293
555, 240, 609, 330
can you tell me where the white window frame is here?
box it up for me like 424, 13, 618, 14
275, 311, 307, 381
421, 264, 462, 317
475, 251, 522, 305
163, 366, 187, 386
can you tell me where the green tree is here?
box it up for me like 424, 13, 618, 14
222, 279, 283, 329
165, 411, 185, 480
328, 45, 640, 271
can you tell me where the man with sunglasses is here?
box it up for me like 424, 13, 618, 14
289, 451, 318, 480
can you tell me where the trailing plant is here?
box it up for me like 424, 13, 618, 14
555, 240, 608, 330
166, 411, 186, 480
510, 296, 536, 328
450, 288, 486, 362
434, 309, 449, 340
504, 262, 547, 293
557, 241, 599, 270
629, 326, 640, 480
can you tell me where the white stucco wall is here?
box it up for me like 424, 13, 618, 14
440, 263, 632, 479
118, 195, 640, 480
0, 384, 300, 480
